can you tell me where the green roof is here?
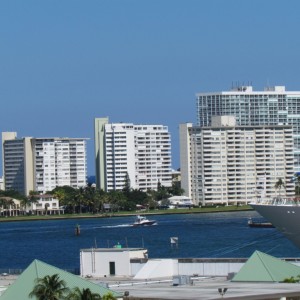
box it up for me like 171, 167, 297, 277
0, 259, 122, 299
232, 251, 300, 282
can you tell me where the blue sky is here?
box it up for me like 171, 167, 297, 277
1, 0, 300, 176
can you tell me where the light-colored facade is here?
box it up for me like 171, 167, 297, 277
33, 138, 87, 193
94, 117, 109, 190
196, 85, 300, 172
180, 116, 295, 205
80, 247, 148, 277
27, 194, 63, 215
0, 197, 21, 216
0, 177, 3, 190
94, 118, 172, 191
2, 132, 88, 195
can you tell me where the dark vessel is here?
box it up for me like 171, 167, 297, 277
247, 218, 274, 228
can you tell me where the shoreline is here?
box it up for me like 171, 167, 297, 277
0, 206, 253, 223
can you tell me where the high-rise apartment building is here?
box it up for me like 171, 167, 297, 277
197, 86, 300, 171
94, 118, 172, 192
2, 132, 34, 195
2, 132, 88, 195
180, 117, 295, 205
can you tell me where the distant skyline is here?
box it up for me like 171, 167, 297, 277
1, 0, 300, 176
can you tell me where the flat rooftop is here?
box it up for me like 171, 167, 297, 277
93, 276, 300, 300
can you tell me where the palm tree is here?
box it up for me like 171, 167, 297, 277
66, 287, 101, 300
29, 274, 69, 300
102, 292, 117, 300
275, 178, 285, 196
0, 197, 15, 216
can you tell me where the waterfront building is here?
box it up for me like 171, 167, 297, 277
196, 85, 300, 172
27, 194, 64, 215
180, 116, 295, 205
94, 118, 172, 192
0, 197, 21, 216
2, 132, 88, 195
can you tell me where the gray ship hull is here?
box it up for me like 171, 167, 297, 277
251, 203, 300, 249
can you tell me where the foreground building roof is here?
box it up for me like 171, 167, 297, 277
0, 259, 122, 300
232, 251, 300, 282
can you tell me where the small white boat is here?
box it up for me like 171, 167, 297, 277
132, 215, 157, 226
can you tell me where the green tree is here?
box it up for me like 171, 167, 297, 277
0, 197, 15, 216
51, 186, 77, 213
167, 182, 184, 196
122, 172, 131, 196
156, 182, 170, 201
108, 190, 128, 211
275, 178, 285, 196
102, 291, 117, 300
294, 173, 300, 195
66, 287, 101, 300
283, 275, 300, 283
29, 274, 69, 300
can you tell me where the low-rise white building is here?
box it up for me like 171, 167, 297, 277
0, 197, 22, 216
168, 196, 193, 208
80, 247, 148, 277
28, 195, 63, 215
80, 247, 248, 280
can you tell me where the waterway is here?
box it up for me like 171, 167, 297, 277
0, 211, 299, 271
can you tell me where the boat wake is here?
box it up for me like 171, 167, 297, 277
93, 224, 133, 229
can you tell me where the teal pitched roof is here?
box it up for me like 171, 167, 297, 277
232, 251, 300, 282
0, 259, 122, 299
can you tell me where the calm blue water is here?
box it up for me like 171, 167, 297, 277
1, 211, 300, 270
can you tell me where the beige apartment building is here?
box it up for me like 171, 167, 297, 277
180, 116, 295, 206
2, 132, 88, 195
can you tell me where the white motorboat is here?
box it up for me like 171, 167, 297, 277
132, 215, 157, 226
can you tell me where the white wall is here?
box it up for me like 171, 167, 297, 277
80, 249, 148, 277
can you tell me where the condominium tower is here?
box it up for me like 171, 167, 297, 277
197, 85, 300, 171
94, 118, 172, 192
180, 116, 295, 205
2, 132, 88, 195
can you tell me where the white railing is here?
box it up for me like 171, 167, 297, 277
254, 197, 300, 206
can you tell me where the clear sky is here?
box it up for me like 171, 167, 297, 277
1, 0, 300, 176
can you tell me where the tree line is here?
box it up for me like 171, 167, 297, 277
0, 181, 184, 215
